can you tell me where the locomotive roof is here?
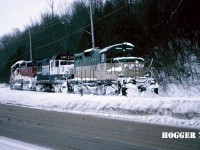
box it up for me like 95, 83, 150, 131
37, 58, 49, 62
74, 48, 100, 57
51, 54, 73, 60
84, 48, 94, 53
11, 60, 24, 68
113, 57, 144, 62
11, 60, 34, 68
100, 42, 134, 53
74, 52, 83, 57
84, 48, 100, 53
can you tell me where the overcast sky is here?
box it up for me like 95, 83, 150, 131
0, 0, 74, 37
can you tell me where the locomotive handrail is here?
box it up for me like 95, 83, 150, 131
148, 59, 154, 68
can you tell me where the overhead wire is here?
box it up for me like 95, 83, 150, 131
33, 3, 129, 50
0, 3, 129, 66
0, 2, 90, 48
1, 17, 60, 47
0, 2, 78, 46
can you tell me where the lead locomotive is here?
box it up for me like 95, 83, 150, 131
69, 42, 158, 95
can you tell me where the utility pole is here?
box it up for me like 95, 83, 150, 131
29, 28, 32, 60
89, 0, 95, 49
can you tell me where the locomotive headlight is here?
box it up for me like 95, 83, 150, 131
135, 60, 139, 69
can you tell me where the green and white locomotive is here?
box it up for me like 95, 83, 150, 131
68, 42, 159, 95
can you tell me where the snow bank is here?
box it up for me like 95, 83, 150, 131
0, 86, 200, 129
0, 83, 8, 88
0, 136, 50, 150
159, 83, 200, 97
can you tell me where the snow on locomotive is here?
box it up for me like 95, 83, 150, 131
10, 60, 37, 90
69, 42, 159, 95
9, 42, 159, 95
9, 53, 74, 92
36, 53, 74, 92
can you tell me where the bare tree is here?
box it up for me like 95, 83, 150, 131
46, 0, 55, 18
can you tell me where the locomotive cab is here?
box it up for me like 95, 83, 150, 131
97, 42, 138, 80
113, 57, 145, 79
97, 42, 159, 95
49, 54, 74, 79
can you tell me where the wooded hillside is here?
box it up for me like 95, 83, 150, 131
0, 0, 199, 85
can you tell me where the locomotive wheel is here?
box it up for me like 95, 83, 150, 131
36, 85, 45, 92
67, 84, 74, 93
122, 87, 127, 96
61, 86, 67, 93
40, 87, 45, 92
154, 88, 158, 94
53, 85, 61, 93
97, 85, 106, 95
10, 84, 14, 90
23, 84, 28, 91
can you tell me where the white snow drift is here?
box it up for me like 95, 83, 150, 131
0, 136, 51, 150
0, 83, 200, 129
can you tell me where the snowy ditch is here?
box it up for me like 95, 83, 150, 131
0, 83, 200, 129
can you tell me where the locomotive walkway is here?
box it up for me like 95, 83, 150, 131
0, 104, 199, 150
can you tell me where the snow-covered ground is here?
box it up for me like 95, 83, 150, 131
0, 136, 51, 150
0, 83, 200, 129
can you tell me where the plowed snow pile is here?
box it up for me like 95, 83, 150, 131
0, 84, 200, 129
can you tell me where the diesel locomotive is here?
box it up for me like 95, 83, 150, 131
9, 42, 159, 95
9, 53, 74, 92
68, 42, 159, 95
